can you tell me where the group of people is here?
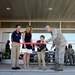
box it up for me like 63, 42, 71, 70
11, 24, 67, 71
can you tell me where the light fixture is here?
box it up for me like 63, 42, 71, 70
6, 7, 11, 10
48, 8, 53, 10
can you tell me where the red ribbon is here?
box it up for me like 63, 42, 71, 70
15, 42, 40, 44
0, 42, 75, 45
0, 42, 40, 44
0, 42, 6, 44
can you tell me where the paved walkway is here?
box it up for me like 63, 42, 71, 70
0, 64, 75, 75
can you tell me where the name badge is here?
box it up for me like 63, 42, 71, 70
16, 34, 18, 36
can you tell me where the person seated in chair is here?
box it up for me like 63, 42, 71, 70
67, 44, 74, 65
5, 40, 11, 59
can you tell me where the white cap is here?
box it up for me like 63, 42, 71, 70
45, 25, 50, 30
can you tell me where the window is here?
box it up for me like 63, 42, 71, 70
9, 33, 75, 52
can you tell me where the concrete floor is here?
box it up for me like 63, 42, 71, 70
0, 64, 75, 75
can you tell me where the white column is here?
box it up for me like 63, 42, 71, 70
59, 22, 62, 32
29, 22, 31, 26
0, 29, 2, 52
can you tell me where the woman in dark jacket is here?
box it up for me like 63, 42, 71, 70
22, 26, 32, 68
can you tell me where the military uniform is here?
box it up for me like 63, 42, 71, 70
67, 48, 74, 65
47, 28, 67, 71
65, 48, 69, 65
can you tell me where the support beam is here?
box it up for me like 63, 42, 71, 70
0, 28, 75, 33
0, 20, 75, 23
29, 22, 31, 26
0, 29, 2, 52
0, 22, 1, 28
59, 22, 61, 32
